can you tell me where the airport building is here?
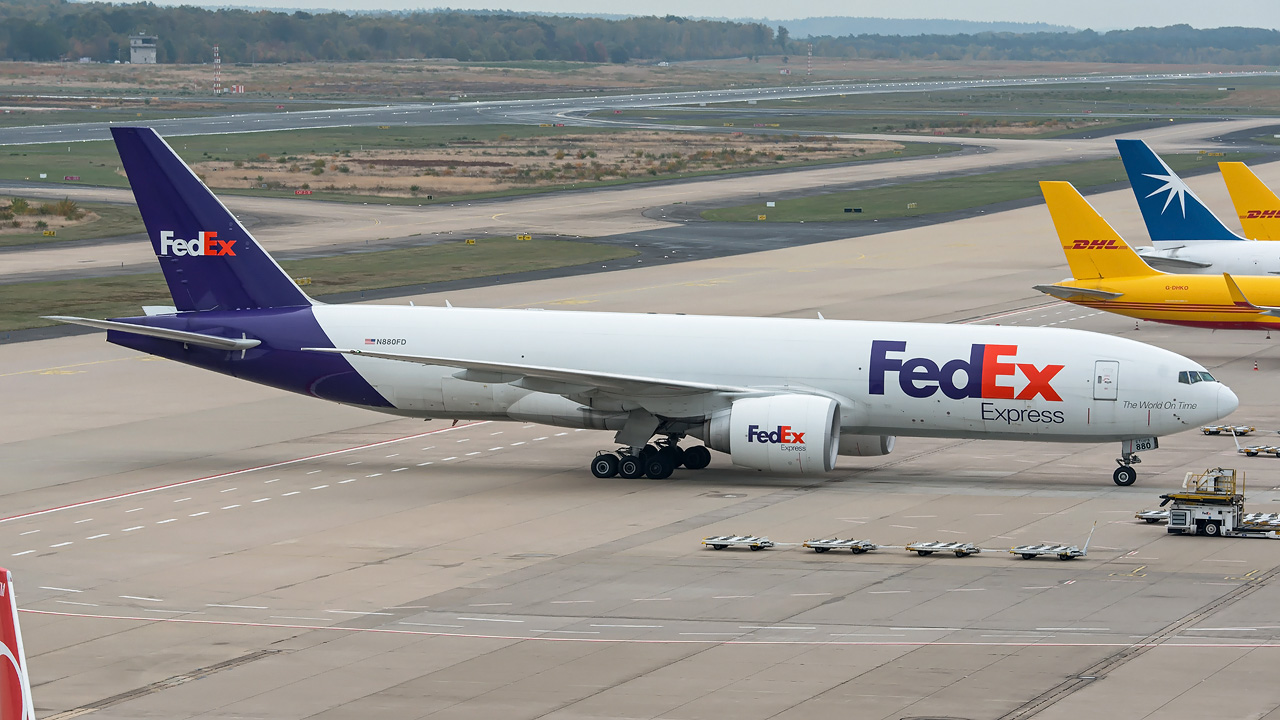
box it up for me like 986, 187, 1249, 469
129, 34, 158, 64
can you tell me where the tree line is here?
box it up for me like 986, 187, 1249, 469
2, 1, 1279, 66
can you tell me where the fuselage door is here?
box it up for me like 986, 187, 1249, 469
1094, 360, 1119, 401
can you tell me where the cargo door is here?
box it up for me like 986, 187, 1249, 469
1093, 360, 1119, 401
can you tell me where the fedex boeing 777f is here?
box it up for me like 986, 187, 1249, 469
50, 128, 1238, 486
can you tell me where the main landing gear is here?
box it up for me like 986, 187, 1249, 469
1113, 451, 1142, 486
590, 436, 712, 479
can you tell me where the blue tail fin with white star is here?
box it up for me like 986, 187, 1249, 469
1116, 138, 1243, 243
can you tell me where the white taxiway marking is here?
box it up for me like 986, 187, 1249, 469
741, 626, 815, 630
19, 530, 38, 536
592, 624, 664, 628
365, 473, 383, 478
55, 600, 97, 607
156, 519, 176, 524
252, 498, 270, 503
120, 595, 164, 602
466, 452, 482, 456
311, 485, 328, 490
469, 603, 512, 607
713, 595, 753, 599
73, 519, 92, 524
417, 462, 433, 466
126, 508, 143, 513
307, 470, 322, 474
86, 534, 109, 540
400, 622, 464, 628
549, 600, 594, 604
868, 591, 911, 595
632, 598, 671, 602
220, 488, 237, 493
207, 604, 268, 609
339, 479, 356, 484
326, 610, 394, 616
122, 526, 143, 532
174, 498, 191, 503
189, 512, 209, 517
442, 457, 458, 461
49, 542, 73, 548
392, 468, 407, 472
282, 491, 300, 496
10, 551, 33, 556
458, 617, 523, 623
39, 586, 82, 593
271, 616, 326, 621
222, 505, 240, 510
489, 447, 503, 451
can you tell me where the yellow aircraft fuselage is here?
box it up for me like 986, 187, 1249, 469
1051, 274, 1280, 330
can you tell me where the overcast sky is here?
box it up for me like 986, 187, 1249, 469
171, 0, 1280, 31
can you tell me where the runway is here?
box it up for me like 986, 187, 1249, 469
4, 117, 1277, 285
5, 128, 1280, 717
0, 70, 1274, 147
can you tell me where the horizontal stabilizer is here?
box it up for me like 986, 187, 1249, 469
43, 316, 261, 351
304, 347, 751, 397
1132, 253, 1213, 270
1033, 284, 1124, 301
1222, 274, 1280, 317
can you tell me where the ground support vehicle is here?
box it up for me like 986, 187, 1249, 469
906, 541, 981, 557
1010, 522, 1096, 560
803, 538, 879, 554
1160, 468, 1279, 538
702, 535, 774, 551
1202, 424, 1257, 435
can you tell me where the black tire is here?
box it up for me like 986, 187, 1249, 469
1247, 451, 1258, 457
814, 546, 829, 553
1059, 554, 1072, 561
917, 550, 932, 556
618, 455, 644, 479
590, 454, 619, 478
639, 444, 658, 460
1113, 466, 1137, 486
1204, 521, 1221, 537
1145, 518, 1160, 524
683, 445, 712, 470
955, 551, 969, 558
712, 544, 727, 550
660, 445, 686, 469
644, 456, 673, 480
851, 548, 866, 554
1022, 553, 1036, 559
750, 544, 763, 551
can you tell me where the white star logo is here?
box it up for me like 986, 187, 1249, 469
1142, 170, 1194, 217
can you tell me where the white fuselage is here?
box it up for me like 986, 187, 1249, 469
1138, 241, 1280, 275
310, 305, 1234, 442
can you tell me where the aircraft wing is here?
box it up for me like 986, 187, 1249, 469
44, 316, 262, 351
305, 347, 753, 397
1222, 274, 1280, 317
1032, 284, 1124, 301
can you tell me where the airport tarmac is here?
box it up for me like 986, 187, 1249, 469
5, 148, 1280, 718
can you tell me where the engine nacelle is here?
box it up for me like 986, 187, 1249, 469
698, 394, 840, 474
839, 434, 895, 457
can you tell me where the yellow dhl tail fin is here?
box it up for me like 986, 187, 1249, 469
1219, 161, 1280, 240
1039, 181, 1159, 280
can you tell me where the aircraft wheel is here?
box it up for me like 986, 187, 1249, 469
643, 455, 674, 480
683, 445, 712, 470
618, 454, 645, 479
1113, 466, 1137, 486
639, 444, 659, 460
590, 454, 619, 478
660, 445, 686, 469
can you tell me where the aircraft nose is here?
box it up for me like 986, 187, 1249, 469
1217, 383, 1239, 418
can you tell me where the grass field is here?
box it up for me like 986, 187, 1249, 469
0, 202, 142, 247
0, 236, 634, 332
701, 152, 1259, 223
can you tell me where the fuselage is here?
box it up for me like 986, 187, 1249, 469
1048, 272, 1280, 330
105, 304, 1236, 443
1137, 240, 1280, 276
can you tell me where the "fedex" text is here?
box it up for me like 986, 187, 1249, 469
159, 230, 236, 257
870, 341, 1065, 402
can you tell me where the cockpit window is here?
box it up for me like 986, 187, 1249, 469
1198, 371, 1216, 383
1179, 371, 1216, 385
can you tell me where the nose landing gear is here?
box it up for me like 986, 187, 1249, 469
1114, 446, 1143, 486
590, 435, 711, 479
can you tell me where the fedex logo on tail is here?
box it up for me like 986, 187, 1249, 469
870, 341, 1064, 402
159, 231, 236, 257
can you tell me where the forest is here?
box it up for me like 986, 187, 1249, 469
2, 0, 1279, 66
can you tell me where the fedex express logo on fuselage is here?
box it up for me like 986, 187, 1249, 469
870, 341, 1064, 402
159, 230, 236, 257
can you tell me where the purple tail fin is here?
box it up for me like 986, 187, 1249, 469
111, 127, 311, 311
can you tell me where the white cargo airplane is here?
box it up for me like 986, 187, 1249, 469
49, 128, 1238, 486
1117, 139, 1280, 274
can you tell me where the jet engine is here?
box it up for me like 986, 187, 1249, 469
838, 434, 895, 457
695, 394, 840, 474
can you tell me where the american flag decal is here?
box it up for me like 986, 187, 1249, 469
364, 338, 376, 345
